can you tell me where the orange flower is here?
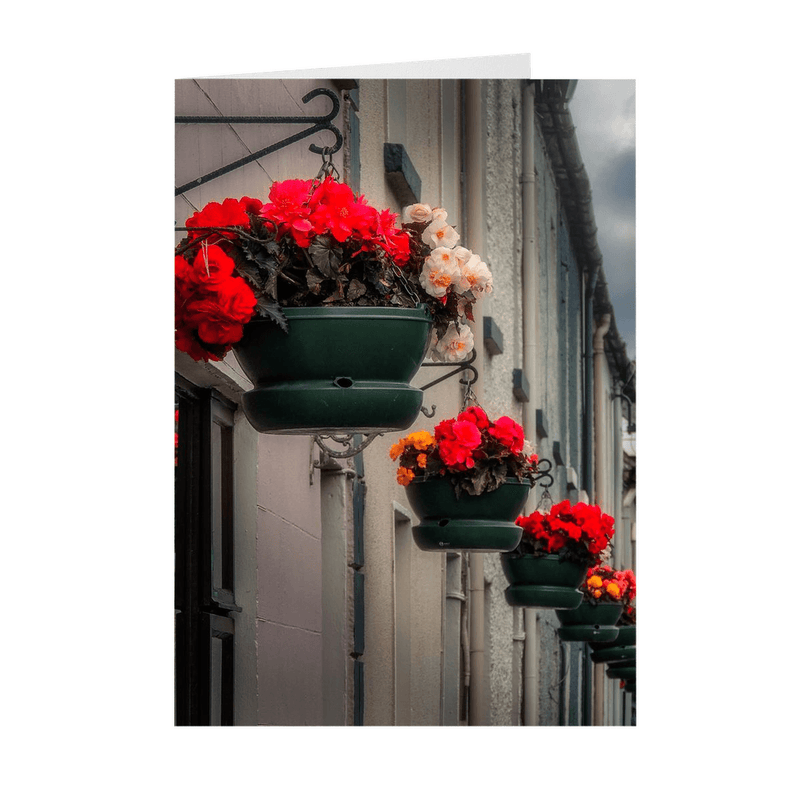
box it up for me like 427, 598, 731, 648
606, 582, 621, 598
592, 589, 602, 598
396, 467, 416, 486
587, 575, 603, 589
389, 442, 405, 460
417, 453, 428, 468
407, 430, 435, 450
390, 430, 434, 461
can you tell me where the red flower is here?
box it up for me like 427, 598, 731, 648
385, 230, 411, 265
187, 244, 236, 289
434, 418, 455, 442
309, 178, 376, 243
175, 327, 221, 362
546, 531, 567, 550
437, 419, 482, 469
240, 196, 264, 214
185, 198, 253, 243
175, 254, 193, 286
260, 179, 314, 246
458, 406, 490, 430
183, 276, 256, 346
516, 500, 616, 562
214, 275, 258, 323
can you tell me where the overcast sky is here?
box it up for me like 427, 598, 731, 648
568, 80, 636, 362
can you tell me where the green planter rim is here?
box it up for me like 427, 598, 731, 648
250, 304, 432, 323
409, 475, 533, 487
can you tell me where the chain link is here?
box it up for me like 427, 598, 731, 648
535, 486, 554, 513
459, 377, 478, 412
391, 263, 421, 306
313, 147, 340, 184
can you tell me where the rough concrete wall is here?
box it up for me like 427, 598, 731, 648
482, 80, 525, 426
536, 609, 563, 725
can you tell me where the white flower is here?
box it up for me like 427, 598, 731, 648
452, 246, 474, 268
435, 322, 474, 362
402, 203, 433, 224
422, 218, 460, 249
454, 253, 492, 295
420, 247, 462, 298
431, 207, 448, 222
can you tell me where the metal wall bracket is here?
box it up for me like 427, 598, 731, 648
175, 87, 343, 196
313, 432, 383, 463
532, 457, 554, 487
417, 350, 479, 418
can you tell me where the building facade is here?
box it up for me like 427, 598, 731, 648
174, 77, 636, 726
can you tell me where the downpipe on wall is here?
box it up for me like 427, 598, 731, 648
521, 80, 540, 727
592, 312, 611, 726
464, 78, 489, 726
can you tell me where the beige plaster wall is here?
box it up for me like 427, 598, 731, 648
357, 79, 465, 725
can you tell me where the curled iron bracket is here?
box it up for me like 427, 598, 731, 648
418, 350, 479, 417
175, 87, 343, 196
532, 457, 554, 488
313, 432, 383, 462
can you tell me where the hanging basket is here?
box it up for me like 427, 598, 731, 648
500, 554, 587, 610
589, 625, 636, 663
404, 476, 531, 552
606, 663, 636, 682
232, 305, 433, 434
556, 601, 624, 643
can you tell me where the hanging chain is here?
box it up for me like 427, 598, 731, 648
391, 263, 421, 306
313, 146, 340, 185
459, 370, 479, 412
535, 486, 554, 513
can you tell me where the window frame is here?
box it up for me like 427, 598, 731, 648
175, 375, 239, 726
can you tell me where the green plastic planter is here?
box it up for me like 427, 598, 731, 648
606, 664, 636, 682
232, 305, 433, 434
501, 554, 586, 609
590, 625, 636, 663
556, 602, 623, 643
405, 476, 531, 552
591, 645, 636, 665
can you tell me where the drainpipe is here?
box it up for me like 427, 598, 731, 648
593, 313, 611, 509
464, 78, 489, 727
592, 312, 611, 726
521, 80, 540, 727
583, 266, 603, 502
612, 386, 624, 570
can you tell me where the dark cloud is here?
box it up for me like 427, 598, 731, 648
604, 149, 635, 214
569, 80, 636, 359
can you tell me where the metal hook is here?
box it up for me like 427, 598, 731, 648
418, 349, 478, 392
532, 457, 554, 487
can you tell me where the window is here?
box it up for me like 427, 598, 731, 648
174, 376, 239, 725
